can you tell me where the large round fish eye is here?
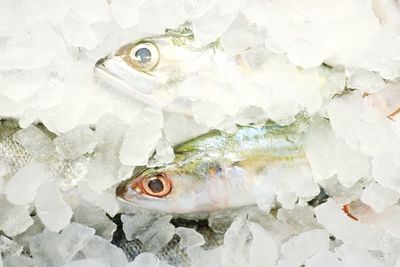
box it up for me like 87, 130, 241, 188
129, 42, 160, 72
140, 173, 172, 197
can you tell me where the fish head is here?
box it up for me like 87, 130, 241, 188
95, 32, 204, 112
116, 155, 245, 214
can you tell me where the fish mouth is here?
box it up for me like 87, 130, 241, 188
94, 57, 167, 108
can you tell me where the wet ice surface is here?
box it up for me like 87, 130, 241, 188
1, 0, 400, 266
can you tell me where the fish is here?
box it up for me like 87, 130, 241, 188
116, 117, 311, 214
94, 25, 247, 114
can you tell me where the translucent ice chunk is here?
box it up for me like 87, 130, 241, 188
335, 137, 370, 188
187, 246, 222, 267
30, 230, 64, 267
192, 101, 226, 127
2, 255, 35, 267
57, 223, 95, 263
176, 227, 205, 248
79, 236, 128, 267
155, 139, 175, 164
0, 195, 33, 236
347, 69, 385, 93
136, 215, 175, 253
110, 0, 143, 29
304, 118, 337, 181
281, 229, 330, 265
305, 251, 345, 267
248, 222, 277, 267
68, 0, 109, 23
193, 4, 238, 46
314, 199, 399, 252
54, 126, 96, 160
62, 259, 107, 267
222, 217, 277, 267
163, 114, 208, 145
35, 181, 73, 232
13, 215, 45, 250
336, 244, 384, 267
361, 183, 400, 213
127, 252, 174, 267
77, 182, 119, 216
0, 22, 66, 70
70, 198, 117, 241
62, 12, 98, 50
6, 162, 51, 205
121, 214, 155, 241
0, 235, 23, 258
119, 108, 163, 166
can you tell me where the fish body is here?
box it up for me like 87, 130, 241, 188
117, 117, 309, 214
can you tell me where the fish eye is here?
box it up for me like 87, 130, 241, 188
129, 42, 160, 72
141, 173, 172, 197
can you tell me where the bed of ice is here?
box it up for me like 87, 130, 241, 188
1, 0, 400, 266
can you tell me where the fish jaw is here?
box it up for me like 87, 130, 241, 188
94, 55, 170, 108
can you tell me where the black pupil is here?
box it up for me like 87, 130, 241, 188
135, 48, 151, 64
148, 178, 164, 193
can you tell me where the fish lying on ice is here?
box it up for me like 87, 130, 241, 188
94, 25, 254, 114
116, 117, 313, 214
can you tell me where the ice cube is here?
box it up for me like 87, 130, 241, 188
13, 126, 55, 162
326, 91, 365, 150
119, 107, 163, 166
6, 162, 51, 205
155, 139, 175, 164
35, 181, 73, 232
2, 255, 36, 267
347, 69, 385, 93
13, 215, 45, 250
68, 0, 109, 23
335, 137, 370, 188
54, 126, 96, 160
0, 195, 33, 236
0, 161, 10, 177
79, 236, 128, 267
163, 114, 208, 145
305, 251, 345, 267
277, 206, 320, 234
0, 22, 66, 70
136, 215, 175, 253
248, 222, 277, 267
0, 235, 22, 258
30, 230, 64, 267
192, 101, 226, 127
57, 223, 95, 263
70, 198, 117, 241
281, 229, 330, 265
30, 0, 69, 24
314, 199, 399, 252
110, 0, 143, 29
62, 259, 108, 267
276, 192, 297, 209
121, 214, 155, 241
187, 246, 223, 267
77, 182, 119, 217
372, 153, 400, 193
336, 244, 384, 267
222, 217, 251, 267
304, 118, 337, 181
62, 12, 98, 50
193, 4, 238, 46
126, 252, 174, 267
175, 227, 205, 248
361, 183, 400, 213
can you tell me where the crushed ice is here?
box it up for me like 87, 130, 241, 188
1, 0, 400, 266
